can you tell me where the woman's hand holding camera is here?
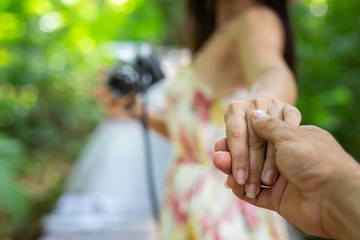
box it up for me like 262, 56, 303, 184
96, 86, 142, 120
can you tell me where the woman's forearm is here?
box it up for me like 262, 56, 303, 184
147, 111, 169, 139
130, 100, 169, 139
250, 65, 297, 105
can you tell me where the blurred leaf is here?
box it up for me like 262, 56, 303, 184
0, 165, 28, 222
0, 136, 28, 222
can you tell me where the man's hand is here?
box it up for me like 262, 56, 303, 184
214, 110, 359, 238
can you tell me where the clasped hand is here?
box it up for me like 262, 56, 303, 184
213, 100, 359, 238
216, 98, 301, 198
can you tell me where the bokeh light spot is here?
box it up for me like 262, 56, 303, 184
39, 12, 62, 33
109, 0, 130, 7
26, 0, 54, 15
78, 2, 99, 22
108, 0, 137, 13
60, 0, 78, 6
310, 0, 328, 17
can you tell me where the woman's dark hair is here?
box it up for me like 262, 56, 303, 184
182, 0, 296, 72
182, 0, 217, 56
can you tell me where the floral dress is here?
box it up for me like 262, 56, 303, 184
159, 67, 289, 240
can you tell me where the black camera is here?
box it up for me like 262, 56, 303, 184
107, 46, 164, 96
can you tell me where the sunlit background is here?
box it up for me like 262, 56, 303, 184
0, 0, 359, 239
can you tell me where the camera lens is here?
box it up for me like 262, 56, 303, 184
108, 64, 140, 96
108, 73, 135, 96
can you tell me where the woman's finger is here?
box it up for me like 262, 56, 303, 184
226, 175, 246, 199
213, 138, 231, 175
261, 142, 278, 185
213, 151, 232, 175
282, 104, 302, 126
214, 138, 229, 152
225, 101, 249, 186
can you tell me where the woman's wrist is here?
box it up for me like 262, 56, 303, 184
251, 92, 279, 101
249, 72, 297, 105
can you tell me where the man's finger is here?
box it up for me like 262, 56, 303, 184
244, 110, 266, 198
251, 110, 296, 145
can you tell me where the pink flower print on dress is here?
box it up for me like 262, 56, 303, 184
168, 190, 188, 225
168, 177, 206, 226
178, 125, 197, 164
193, 90, 213, 122
236, 199, 259, 228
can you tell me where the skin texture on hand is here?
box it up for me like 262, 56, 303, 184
214, 110, 360, 239
223, 98, 301, 199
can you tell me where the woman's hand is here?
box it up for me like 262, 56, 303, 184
96, 86, 142, 119
220, 98, 301, 198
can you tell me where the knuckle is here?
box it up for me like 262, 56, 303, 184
292, 142, 315, 160
271, 98, 279, 105
304, 125, 333, 139
301, 125, 320, 132
225, 101, 244, 120
276, 131, 294, 144
231, 152, 249, 163
252, 98, 265, 108
224, 106, 231, 119
228, 100, 243, 110
275, 128, 296, 146
248, 136, 266, 150
226, 129, 247, 141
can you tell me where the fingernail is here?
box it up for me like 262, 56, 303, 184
236, 169, 246, 185
253, 110, 268, 119
246, 184, 257, 199
224, 180, 230, 189
264, 169, 274, 184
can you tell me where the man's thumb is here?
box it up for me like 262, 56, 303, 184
250, 110, 294, 144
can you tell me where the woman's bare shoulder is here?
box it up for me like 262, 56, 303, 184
227, 5, 284, 50
231, 5, 283, 34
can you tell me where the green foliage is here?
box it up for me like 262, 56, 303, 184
0, 0, 181, 238
291, 0, 360, 159
0, 135, 28, 222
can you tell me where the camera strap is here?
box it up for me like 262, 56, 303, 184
140, 91, 160, 223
